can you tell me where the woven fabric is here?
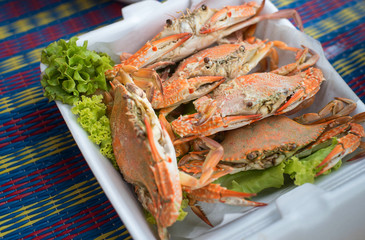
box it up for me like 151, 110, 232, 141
0, 0, 364, 239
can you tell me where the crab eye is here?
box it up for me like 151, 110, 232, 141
239, 45, 245, 52
288, 143, 297, 151
246, 101, 253, 107
201, 4, 207, 10
166, 19, 173, 26
204, 57, 210, 63
247, 151, 258, 160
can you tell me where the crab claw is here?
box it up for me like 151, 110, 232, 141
316, 122, 365, 176
193, 96, 218, 126
123, 32, 192, 69
275, 68, 324, 115
151, 76, 225, 109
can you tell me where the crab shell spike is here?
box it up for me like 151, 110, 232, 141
199, 1, 262, 34
189, 203, 214, 227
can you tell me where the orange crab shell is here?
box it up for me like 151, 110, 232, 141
108, 81, 182, 236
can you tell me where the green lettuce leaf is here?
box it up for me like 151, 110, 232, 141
214, 138, 342, 194
71, 95, 117, 169
41, 37, 114, 105
215, 162, 286, 194
284, 138, 340, 185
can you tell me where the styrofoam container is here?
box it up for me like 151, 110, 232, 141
42, 0, 365, 239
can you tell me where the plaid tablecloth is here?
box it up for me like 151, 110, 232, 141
0, 0, 364, 239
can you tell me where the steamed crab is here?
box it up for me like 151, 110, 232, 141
171, 48, 323, 137
149, 38, 302, 113
105, 72, 268, 239
105, 0, 304, 80
104, 78, 182, 239
177, 98, 365, 200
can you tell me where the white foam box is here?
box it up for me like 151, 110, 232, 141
44, 0, 365, 239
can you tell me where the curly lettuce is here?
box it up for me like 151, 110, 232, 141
41, 37, 114, 105
71, 95, 117, 169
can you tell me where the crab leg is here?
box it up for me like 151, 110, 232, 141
185, 183, 266, 206
159, 114, 190, 157
316, 126, 364, 176
316, 113, 365, 176
183, 182, 266, 227
200, 7, 304, 34
294, 97, 357, 124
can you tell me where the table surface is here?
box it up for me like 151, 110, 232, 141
0, 0, 364, 239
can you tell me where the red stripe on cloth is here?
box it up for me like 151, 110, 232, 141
322, 22, 365, 50
356, 91, 365, 99
0, 155, 87, 206
0, 109, 54, 134
56, 205, 115, 239
63, 212, 118, 240
354, 82, 365, 93
0, 153, 83, 189
26, 201, 115, 239
0, 106, 64, 148
0, 2, 124, 59
348, 76, 364, 86
297, 0, 347, 24
0, 0, 62, 22
0, 122, 60, 148
0, 68, 37, 87
0, 69, 41, 97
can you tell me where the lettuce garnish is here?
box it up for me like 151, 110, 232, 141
41, 37, 114, 105
215, 162, 285, 194
145, 194, 189, 224
284, 138, 341, 185
71, 95, 117, 169
215, 138, 341, 194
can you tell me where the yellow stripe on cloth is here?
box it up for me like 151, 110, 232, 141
332, 48, 365, 77
0, 181, 101, 236
305, 2, 365, 39
0, 0, 109, 40
1, 48, 42, 74
0, 134, 76, 174
94, 226, 130, 240
0, 87, 44, 114
271, 0, 297, 8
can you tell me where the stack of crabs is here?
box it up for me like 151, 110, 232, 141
102, 1, 365, 239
